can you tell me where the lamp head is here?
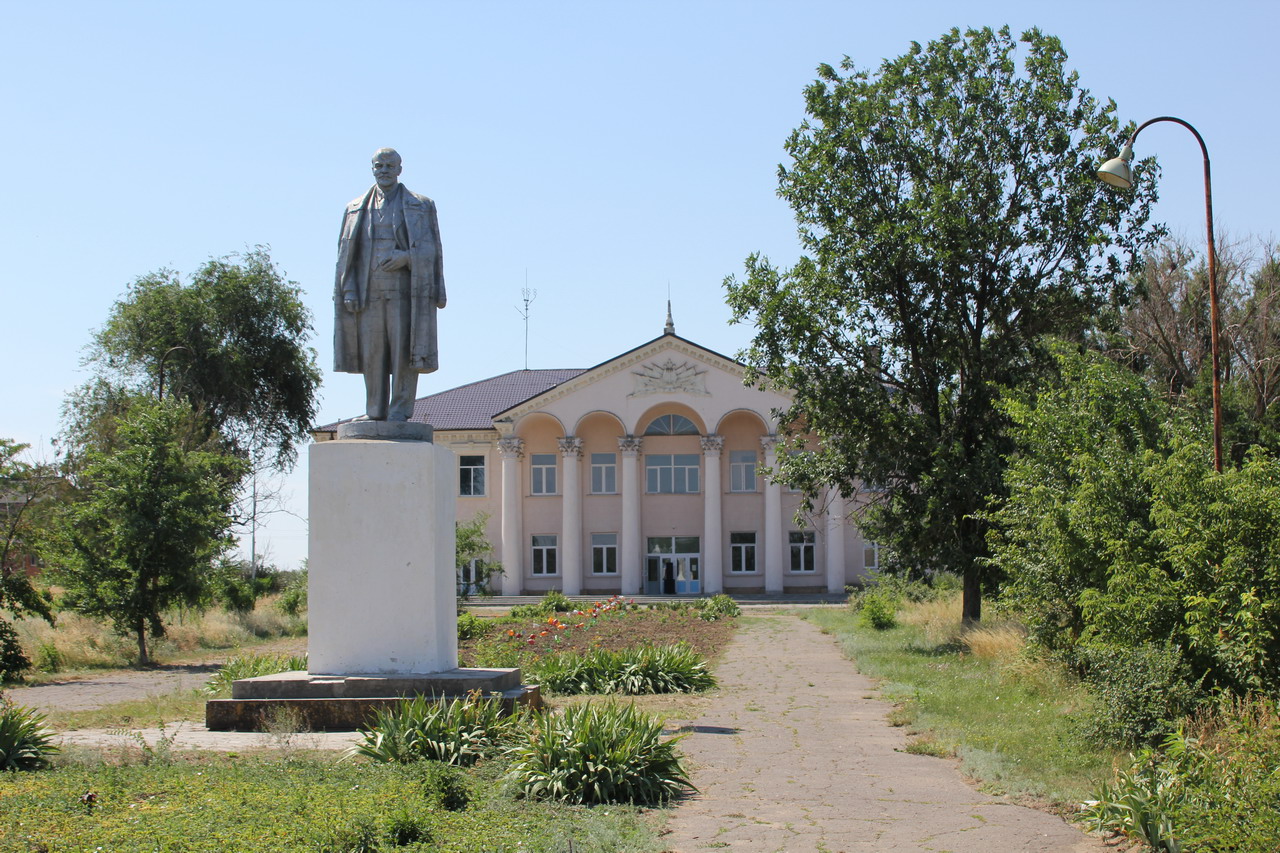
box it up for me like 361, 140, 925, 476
1097, 141, 1135, 189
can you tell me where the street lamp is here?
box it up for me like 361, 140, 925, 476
1097, 116, 1223, 473
156, 345, 191, 401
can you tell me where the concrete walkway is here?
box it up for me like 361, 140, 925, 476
659, 613, 1106, 853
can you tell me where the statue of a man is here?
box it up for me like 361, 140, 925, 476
334, 148, 445, 421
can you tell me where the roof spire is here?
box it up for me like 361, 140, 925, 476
664, 299, 675, 335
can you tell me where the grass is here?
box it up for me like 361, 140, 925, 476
808, 595, 1124, 808
0, 753, 665, 852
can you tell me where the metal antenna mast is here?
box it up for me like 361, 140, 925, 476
515, 273, 537, 369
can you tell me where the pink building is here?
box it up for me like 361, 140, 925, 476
315, 324, 879, 596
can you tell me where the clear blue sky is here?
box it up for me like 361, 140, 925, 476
3, 0, 1277, 570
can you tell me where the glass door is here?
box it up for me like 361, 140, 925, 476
646, 537, 700, 595
675, 556, 700, 594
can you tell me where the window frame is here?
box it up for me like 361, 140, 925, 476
789, 530, 816, 573
645, 453, 701, 494
729, 450, 758, 493
530, 453, 558, 495
590, 452, 617, 494
531, 534, 559, 576
458, 454, 486, 497
729, 531, 757, 574
590, 532, 619, 575
863, 540, 880, 572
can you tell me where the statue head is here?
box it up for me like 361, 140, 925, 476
371, 148, 403, 191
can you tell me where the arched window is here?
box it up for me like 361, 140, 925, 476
643, 414, 699, 436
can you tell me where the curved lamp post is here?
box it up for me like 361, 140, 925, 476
1097, 116, 1223, 473
156, 345, 192, 401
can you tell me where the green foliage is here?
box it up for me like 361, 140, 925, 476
46, 401, 247, 665
456, 611, 491, 641
274, 568, 308, 616
0, 701, 59, 770
509, 590, 574, 619
0, 439, 58, 680
1081, 733, 1195, 853
857, 591, 898, 630
456, 513, 500, 599
205, 653, 308, 697
207, 559, 275, 613
507, 703, 693, 805
991, 345, 1280, 694
696, 593, 740, 622
1, 757, 664, 851
532, 643, 716, 696
1074, 643, 1204, 746
348, 692, 525, 766
725, 27, 1157, 623
79, 247, 321, 472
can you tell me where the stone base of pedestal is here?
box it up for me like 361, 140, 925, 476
205, 668, 541, 731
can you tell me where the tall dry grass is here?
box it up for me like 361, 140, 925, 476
9, 597, 306, 674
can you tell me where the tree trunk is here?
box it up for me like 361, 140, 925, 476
962, 566, 982, 625
136, 619, 150, 667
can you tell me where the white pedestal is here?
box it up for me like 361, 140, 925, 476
307, 437, 457, 675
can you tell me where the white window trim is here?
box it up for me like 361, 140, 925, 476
729, 531, 757, 574
729, 450, 758, 493
591, 533, 619, 575
590, 453, 618, 495
789, 530, 817, 573
532, 534, 559, 575
530, 453, 558, 496
459, 454, 486, 497
645, 453, 701, 494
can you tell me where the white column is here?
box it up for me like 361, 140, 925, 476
825, 490, 846, 594
618, 435, 643, 595
700, 434, 724, 595
559, 436, 583, 596
498, 436, 524, 596
761, 434, 784, 594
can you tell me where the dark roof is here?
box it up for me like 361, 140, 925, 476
315, 369, 586, 432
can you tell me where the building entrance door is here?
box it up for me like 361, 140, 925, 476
645, 537, 700, 595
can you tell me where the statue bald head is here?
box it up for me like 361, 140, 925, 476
371, 148, 403, 191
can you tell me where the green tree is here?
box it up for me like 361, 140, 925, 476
456, 513, 500, 599
46, 402, 247, 665
0, 440, 58, 679
725, 27, 1157, 621
73, 247, 321, 473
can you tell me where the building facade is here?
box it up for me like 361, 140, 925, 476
316, 326, 879, 596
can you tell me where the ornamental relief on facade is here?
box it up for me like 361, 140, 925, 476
629, 359, 711, 397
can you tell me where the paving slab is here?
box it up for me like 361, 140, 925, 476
659, 613, 1107, 853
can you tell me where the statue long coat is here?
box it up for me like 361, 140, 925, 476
333, 185, 445, 373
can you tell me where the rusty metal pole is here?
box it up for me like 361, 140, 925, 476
1112, 117, 1223, 472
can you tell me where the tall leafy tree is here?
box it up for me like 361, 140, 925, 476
75, 247, 321, 472
0, 440, 58, 678
46, 402, 247, 665
726, 27, 1157, 621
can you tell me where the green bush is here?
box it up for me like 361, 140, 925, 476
204, 652, 307, 696
347, 692, 525, 766
412, 760, 471, 811
857, 591, 898, 630
0, 701, 59, 770
532, 643, 716, 695
697, 594, 740, 621
1075, 642, 1204, 746
456, 611, 490, 641
507, 703, 693, 804
274, 569, 308, 617
510, 590, 576, 619
0, 620, 31, 681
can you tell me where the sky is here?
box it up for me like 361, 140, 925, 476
3, 0, 1277, 571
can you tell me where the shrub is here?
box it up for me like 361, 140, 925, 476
507, 703, 693, 804
697, 594, 740, 622
1075, 642, 1204, 746
0, 620, 31, 681
413, 759, 471, 811
858, 591, 898, 630
509, 590, 576, 619
347, 691, 525, 766
205, 653, 308, 696
456, 611, 490, 641
0, 701, 59, 770
532, 643, 716, 695
274, 569, 308, 617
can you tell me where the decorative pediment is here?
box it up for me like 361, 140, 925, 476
629, 359, 710, 398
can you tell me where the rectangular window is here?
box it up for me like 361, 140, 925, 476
459, 454, 486, 496
730, 450, 757, 492
645, 453, 700, 494
730, 532, 757, 573
532, 534, 558, 575
863, 541, 880, 572
531, 453, 557, 495
789, 530, 816, 572
591, 533, 618, 574
590, 453, 617, 494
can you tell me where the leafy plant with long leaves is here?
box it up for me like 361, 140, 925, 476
0, 701, 59, 771
347, 692, 525, 766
